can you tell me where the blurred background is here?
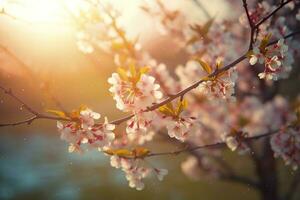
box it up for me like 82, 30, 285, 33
0, 0, 298, 199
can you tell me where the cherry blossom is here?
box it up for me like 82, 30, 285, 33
198, 68, 237, 101
270, 128, 300, 170
57, 108, 115, 153
249, 36, 293, 80
109, 155, 167, 190
222, 130, 250, 154
181, 156, 202, 181
125, 111, 156, 145
154, 168, 168, 181
181, 155, 220, 181
80, 108, 101, 129
239, 2, 272, 28
158, 99, 196, 142
108, 66, 163, 112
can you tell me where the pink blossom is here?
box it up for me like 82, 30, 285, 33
271, 128, 300, 170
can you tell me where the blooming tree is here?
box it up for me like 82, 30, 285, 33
0, 0, 300, 199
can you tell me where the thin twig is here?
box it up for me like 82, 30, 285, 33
0, 86, 39, 115
254, 0, 293, 29
242, 0, 255, 50
243, 0, 293, 50
98, 2, 136, 59
0, 86, 70, 127
221, 173, 260, 189
192, 0, 211, 19
0, 44, 68, 112
189, 143, 260, 189
146, 129, 279, 158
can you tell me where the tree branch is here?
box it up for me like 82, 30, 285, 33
145, 128, 280, 158
0, 86, 70, 127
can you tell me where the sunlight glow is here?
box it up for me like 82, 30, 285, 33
2, 0, 136, 24
5, 0, 69, 23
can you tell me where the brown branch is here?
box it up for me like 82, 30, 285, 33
242, 0, 255, 50
195, 146, 260, 189
0, 86, 39, 115
268, 30, 300, 45
204, 150, 260, 189
0, 86, 70, 127
242, 0, 254, 28
0, 116, 38, 127
146, 129, 279, 158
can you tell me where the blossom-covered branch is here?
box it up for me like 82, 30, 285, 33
109, 29, 300, 126
1, 0, 300, 194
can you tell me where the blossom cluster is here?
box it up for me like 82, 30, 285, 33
108, 66, 163, 112
56, 107, 115, 153
110, 155, 168, 190
248, 36, 293, 80
271, 127, 300, 170
222, 129, 250, 154
175, 60, 238, 102
158, 99, 196, 141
